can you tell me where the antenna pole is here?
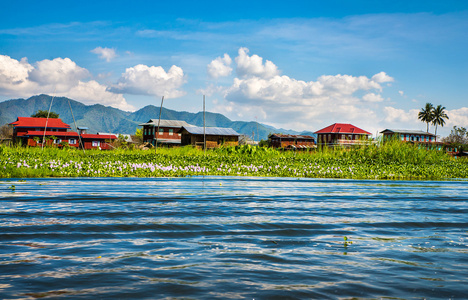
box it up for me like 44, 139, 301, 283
203, 95, 206, 155
42, 90, 56, 150
68, 99, 85, 154
155, 96, 164, 153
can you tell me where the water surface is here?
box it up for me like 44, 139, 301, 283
1, 177, 467, 299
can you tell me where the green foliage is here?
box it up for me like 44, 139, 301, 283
31, 110, 60, 118
1, 142, 467, 179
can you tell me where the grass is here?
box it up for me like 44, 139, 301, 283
0, 141, 467, 180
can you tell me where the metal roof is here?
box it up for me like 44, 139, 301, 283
380, 129, 436, 136
138, 119, 193, 128
180, 126, 240, 136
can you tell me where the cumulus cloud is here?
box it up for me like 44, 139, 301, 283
363, 93, 384, 102
207, 54, 232, 79
446, 107, 468, 127
111, 64, 186, 98
235, 47, 280, 79
0, 55, 36, 95
29, 57, 90, 88
209, 48, 396, 131
383, 106, 419, 123
371, 71, 394, 83
91, 47, 117, 62
0, 54, 133, 111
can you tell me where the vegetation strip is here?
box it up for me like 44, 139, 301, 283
1, 141, 467, 180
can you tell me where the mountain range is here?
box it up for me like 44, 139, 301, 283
0, 95, 314, 140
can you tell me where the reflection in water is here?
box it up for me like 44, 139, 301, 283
0, 177, 467, 299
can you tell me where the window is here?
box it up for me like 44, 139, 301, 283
169, 129, 174, 136
69, 139, 76, 145
54, 138, 61, 144
159, 128, 164, 133
92, 141, 100, 147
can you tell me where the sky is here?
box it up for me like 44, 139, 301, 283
1, 0, 467, 137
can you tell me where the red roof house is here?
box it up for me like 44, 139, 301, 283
315, 123, 372, 146
9, 117, 116, 149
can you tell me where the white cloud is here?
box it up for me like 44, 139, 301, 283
0, 54, 132, 110
216, 48, 393, 129
91, 47, 117, 62
67, 80, 134, 111
399, 90, 404, 96
207, 54, 232, 79
363, 93, 384, 102
0, 55, 36, 96
371, 71, 394, 83
447, 107, 468, 128
383, 106, 419, 123
235, 47, 280, 79
206, 48, 398, 131
111, 64, 186, 98
29, 57, 90, 89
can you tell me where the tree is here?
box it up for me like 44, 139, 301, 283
31, 110, 60, 118
418, 103, 434, 132
0, 124, 13, 139
431, 105, 449, 140
442, 126, 468, 145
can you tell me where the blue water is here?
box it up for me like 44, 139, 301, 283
0, 177, 467, 299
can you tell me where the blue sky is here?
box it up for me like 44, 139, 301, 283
1, 0, 467, 137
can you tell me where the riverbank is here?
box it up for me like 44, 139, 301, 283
1, 142, 467, 180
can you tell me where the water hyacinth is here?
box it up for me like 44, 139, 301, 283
0, 142, 467, 179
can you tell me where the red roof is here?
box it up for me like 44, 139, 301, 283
81, 133, 117, 140
9, 117, 71, 129
315, 123, 371, 135
22, 131, 79, 137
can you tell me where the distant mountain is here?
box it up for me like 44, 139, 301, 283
0, 95, 314, 140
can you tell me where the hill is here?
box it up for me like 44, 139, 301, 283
0, 95, 313, 140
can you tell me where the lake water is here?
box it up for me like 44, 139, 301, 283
0, 177, 467, 299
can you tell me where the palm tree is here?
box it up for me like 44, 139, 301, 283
431, 105, 449, 140
418, 103, 434, 132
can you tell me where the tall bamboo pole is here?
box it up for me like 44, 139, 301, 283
155, 96, 164, 153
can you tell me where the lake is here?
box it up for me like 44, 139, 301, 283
1, 177, 467, 299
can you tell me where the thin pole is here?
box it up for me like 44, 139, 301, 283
68, 99, 85, 154
42, 91, 56, 150
203, 95, 206, 155
155, 96, 164, 153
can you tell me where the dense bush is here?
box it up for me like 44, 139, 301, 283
0, 142, 467, 179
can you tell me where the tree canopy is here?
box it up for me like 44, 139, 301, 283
418, 103, 434, 132
31, 110, 60, 118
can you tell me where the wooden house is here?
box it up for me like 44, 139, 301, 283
268, 134, 315, 149
178, 126, 240, 148
316, 123, 372, 147
380, 129, 437, 143
80, 133, 117, 150
9, 117, 79, 147
9, 117, 116, 149
380, 129, 443, 150
139, 119, 193, 146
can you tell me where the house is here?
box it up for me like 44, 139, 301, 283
268, 134, 315, 150
80, 133, 117, 150
178, 126, 240, 148
380, 129, 445, 151
9, 117, 79, 147
9, 117, 117, 149
139, 119, 193, 146
316, 123, 372, 147
380, 129, 437, 143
